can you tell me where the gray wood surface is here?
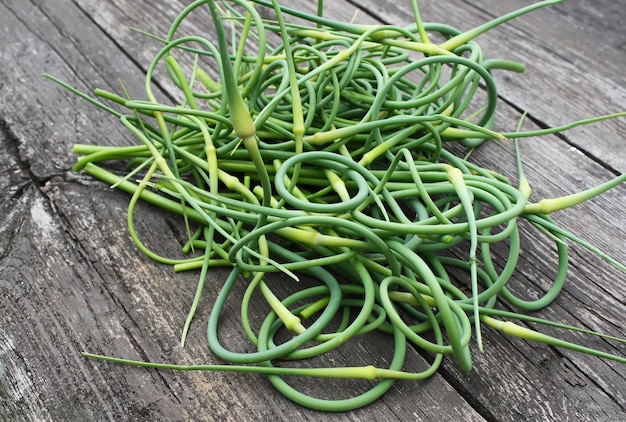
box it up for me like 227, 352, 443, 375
1, 0, 624, 420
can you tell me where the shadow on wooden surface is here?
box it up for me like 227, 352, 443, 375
0, 0, 624, 420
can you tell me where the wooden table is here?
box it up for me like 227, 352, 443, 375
1, 0, 624, 420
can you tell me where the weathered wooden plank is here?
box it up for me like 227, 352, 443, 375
0, 0, 624, 421
335, 5, 626, 416
0, 0, 483, 420
355, 0, 626, 174
435, 106, 626, 421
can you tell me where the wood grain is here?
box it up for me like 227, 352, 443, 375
1, 0, 624, 420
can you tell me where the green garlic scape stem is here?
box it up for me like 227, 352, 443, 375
439, 0, 567, 52
525, 173, 626, 214
45, 0, 626, 412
